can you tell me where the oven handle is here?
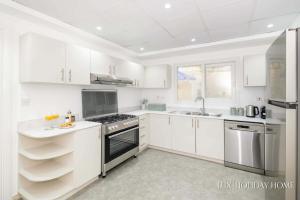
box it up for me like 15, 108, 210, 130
108, 127, 139, 139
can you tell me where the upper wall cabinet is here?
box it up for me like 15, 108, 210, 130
20, 33, 66, 84
66, 45, 90, 85
243, 54, 266, 87
144, 65, 172, 89
90, 50, 113, 75
117, 61, 144, 88
20, 33, 90, 85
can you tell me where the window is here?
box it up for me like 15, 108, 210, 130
177, 66, 203, 102
177, 62, 234, 102
205, 63, 232, 98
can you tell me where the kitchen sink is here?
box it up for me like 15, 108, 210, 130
168, 111, 222, 117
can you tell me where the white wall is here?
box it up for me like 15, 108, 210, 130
290, 14, 300, 28
20, 84, 141, 121
141, 45, 269, 111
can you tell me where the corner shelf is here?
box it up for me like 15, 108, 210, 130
19, 161, 73, 182
19, 143, 73, 160
19, 179, 73, 200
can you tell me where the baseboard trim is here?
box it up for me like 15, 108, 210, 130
148, 145, 224, 165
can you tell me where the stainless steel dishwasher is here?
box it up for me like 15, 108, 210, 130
224, 120, 265, 174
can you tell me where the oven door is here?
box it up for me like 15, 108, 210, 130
105, 126, 139, 163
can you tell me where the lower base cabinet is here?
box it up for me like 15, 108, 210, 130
171, 115, 195, 154
149, 114, 172, 149
139, 114, 149, 151
74, 126, 101, 188
196, 118, 224, 160
148, 114, 224, 161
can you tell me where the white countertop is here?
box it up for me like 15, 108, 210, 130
19, 121, 101, 139
125, 110, 266, 124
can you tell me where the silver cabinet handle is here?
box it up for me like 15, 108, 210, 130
168, 116, 171, 125
164, 80, 166, 88
192, 119, 194, 128
61, 68, 65, 81
69, 69, 72, 82
197, 119, 199, 128
246, 75, 249, 85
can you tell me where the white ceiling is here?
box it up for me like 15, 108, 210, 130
12, 0, 300, 53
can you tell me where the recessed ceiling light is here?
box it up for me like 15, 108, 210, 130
267, 24, 274, 28
140, 47, 145, 51
191, 38, 196, 42
96, 26, 102, 31
164, 3, 171, 9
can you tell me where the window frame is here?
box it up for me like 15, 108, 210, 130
176, 60, 236, 104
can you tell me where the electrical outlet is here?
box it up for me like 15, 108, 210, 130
256, 97, 264, 102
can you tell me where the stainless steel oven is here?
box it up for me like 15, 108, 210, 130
104, 125, 139, 169
82, 89, 139, 177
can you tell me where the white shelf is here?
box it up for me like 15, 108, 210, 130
19, 161, 73, 182
19, 179, 73, 200
19, 143, 73, 160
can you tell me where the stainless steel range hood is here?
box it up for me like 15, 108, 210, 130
90, 73, 133, 86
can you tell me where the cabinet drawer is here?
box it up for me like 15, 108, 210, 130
139, 127, 147, 137
139, 117, 148, 127
139, 134, 147, 146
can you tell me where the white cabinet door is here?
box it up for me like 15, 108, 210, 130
171, 116, 195, 154
20, 33, 66, 83
196, 118, 224, 161
90, 50, 111, 75
74, 126, 101, 188
243, 54, 266, 86
66, 45, 90, 85
144, 65, 171, 88
117, 61, 144, 88
149, 114, 171, 149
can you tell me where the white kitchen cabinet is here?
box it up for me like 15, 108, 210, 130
117, 60, 144, 88
171, 115, 195, 154
139, 114, 149, 152
20, 33, 91, 85
74, 126, 101, 188
144, 65, 171, 88
90, 50, 112, 75
20, 33, 66, 84
195, 118, 224, 161
66, 45, 90, 85
149, 114, 172, 149
243, 54, 266, 86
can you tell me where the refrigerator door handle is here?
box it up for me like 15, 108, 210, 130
268, 100, 298, 109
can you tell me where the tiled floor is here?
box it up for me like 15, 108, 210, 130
70, 149, 283, 200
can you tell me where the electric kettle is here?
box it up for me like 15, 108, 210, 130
246, 105, 259, 117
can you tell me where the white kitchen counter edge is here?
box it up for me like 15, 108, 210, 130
19, 121, 101, 139
125, 110, 266, 124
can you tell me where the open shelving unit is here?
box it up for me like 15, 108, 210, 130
18, 133, 75, 200
19, 175, 73, 200
19, 143, 73, 160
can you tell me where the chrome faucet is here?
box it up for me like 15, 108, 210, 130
194, 96, 206, 114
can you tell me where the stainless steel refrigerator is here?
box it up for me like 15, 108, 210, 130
265, 28, 299, 200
